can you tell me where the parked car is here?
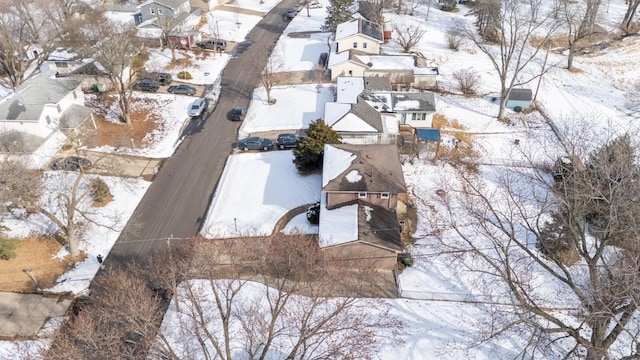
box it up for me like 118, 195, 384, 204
50, 156, 92, 171
276, 133, 303, 149
188, 98, 206, 117
140, 72, 172, 86
133, 79, 160, 92
230, 106, 247, 121
285, 7, 298, 19
197, 38, 227, 51
168, 84, 197, 96
237, 137, 274, 151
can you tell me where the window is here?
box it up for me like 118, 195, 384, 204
363, 42, 368, 49
72, 90, 77, 99
348, 70, 353, 76
56, 104, 61, 113
150, 8, 155, 14
380, 192, 390, 199
54, 61, 68, 68
358, 192, 367, 199
158, 8, 163, 15
411, 113, 427, 121
46, 115, 51, 125
353, 42, 358, 48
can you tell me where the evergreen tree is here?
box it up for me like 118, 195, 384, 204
323, 0, 355, 32
293, 119, 341, 172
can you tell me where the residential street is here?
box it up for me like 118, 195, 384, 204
108, 0, 297, 265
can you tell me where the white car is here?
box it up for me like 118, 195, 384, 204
188, 98, 206, 117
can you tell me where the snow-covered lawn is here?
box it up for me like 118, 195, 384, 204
275, 32, 332, 72
144, 48, 229, 87
239, 84, 334, 137
282, 1, 330, 34
200, 151, 321, 238
203, 11, 263, 43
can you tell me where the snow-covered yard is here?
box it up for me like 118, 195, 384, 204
200, 151, 321, 238
239, 84, 335, 137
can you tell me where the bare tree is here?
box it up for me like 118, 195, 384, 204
464, 0, 558, 121
0, 130, 122, 257
446, 28, 464, 51
83, 20, 143, 126
558, 0, 602, 70
428, 126, 640, 359
149, 233, 403, 360
0, 0, 69, 88
260, 44, 284, 105
621, 0, 640, 33
156, 13, 185, 62
45, 266, 163, 359
393, 23, 426, 53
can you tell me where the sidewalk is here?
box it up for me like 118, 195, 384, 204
0, 292, 73, 339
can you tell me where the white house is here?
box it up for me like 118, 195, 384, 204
334, 18, 383, 55
134, 0, 201, 40
0, 70, 91, 165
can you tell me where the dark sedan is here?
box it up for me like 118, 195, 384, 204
50, 156, 92, 171
237, 137, 274, 151
133, 79, 160, 92
168, 84, 197, 96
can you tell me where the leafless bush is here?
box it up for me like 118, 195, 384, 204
446, 29, 463, 51
452, 69, 480, 96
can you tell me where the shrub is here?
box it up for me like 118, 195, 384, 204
90, 178, 113, 205
440, 0, 457, 12
306, 202, 320, 225
446, 30, 463, 51
452, 69, 480, 96
514, 106, 523, 113
398, 253, 413, 267
178, 71, 192, 80
0, 237, 19, 260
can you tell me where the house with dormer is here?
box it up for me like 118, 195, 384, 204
319, 143, 407, 271
328, 19, 439, 88
0, 69, 91, 166
134, 0, 201, 39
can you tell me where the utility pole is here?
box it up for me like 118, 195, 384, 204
533, 43, 550, 103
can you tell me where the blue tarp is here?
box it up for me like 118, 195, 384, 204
416, 128, 440, 142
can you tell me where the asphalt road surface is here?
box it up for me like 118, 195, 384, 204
109, 0, 298, 265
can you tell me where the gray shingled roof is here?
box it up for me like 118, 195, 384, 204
507, 88, 532, 101
349, 97, 383, 132
360, 19, 383, 42
323, 144, 406, 194
391, 92, 436, 112
363, 77, 391, 92
357, 202, 403, 251
0, 70, 80, 122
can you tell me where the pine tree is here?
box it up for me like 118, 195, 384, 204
293, 119, 341, 172
323, 0, 355, 32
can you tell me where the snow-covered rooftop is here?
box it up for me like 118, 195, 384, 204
336, 77, 364, 104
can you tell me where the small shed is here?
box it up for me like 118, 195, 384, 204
416, 128, 440, 159
167, 31, 202, 50
505, 88, 532, 109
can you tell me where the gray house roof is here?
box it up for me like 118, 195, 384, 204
356, 201, 403, 251
140, 0, 185, 9
349, 97, 383, 132
323, 144, 406, 194
0, 70, 80, 122
390, 92, 436, 112
508, 88, 532, 101
363, 76, 391, 92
